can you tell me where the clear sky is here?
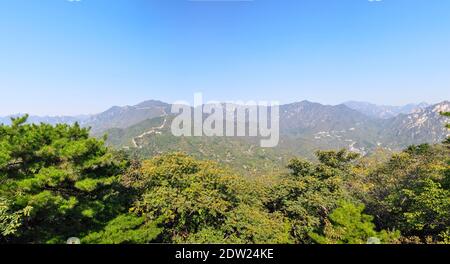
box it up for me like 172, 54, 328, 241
1, 0, 449, 115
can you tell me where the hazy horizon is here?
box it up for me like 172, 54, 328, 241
0, 98, 442, 117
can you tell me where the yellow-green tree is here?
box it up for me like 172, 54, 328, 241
367, 144, 450, 243
266, 150, 359, 243
126, 153, 293, 243
309, 201, 399, 244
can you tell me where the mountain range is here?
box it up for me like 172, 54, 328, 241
1, 99, 448, 174
343, 101, 430, 119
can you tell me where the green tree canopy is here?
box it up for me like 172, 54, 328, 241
367, 144, 450, 243
266, 150, 359, 243
0, 116, 130, 243
125, 153, 293, 243
309, 201, 399, 244
82, 214, 162, 244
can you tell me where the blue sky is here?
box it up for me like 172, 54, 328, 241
1, 0, 449, 115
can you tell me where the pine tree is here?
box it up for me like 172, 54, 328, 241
0, 116, 130, 243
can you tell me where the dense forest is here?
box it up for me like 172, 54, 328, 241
1, 114, 449, 244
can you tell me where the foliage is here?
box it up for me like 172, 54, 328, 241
265, 150, 358, 243
219, 204, 293, 244
388, 179, 449, 239
0, 197, 31, 240
1, 115, 449, 244
132, 153, 240, 230
309, 201, 399, 244
0, 116, 130, 243
366, 144, 450, 243
122, 153, 293, 244
179, 204, 293, 244
82, 214, 162, 244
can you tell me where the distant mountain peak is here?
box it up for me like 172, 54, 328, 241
135, 100, 170, 108
430, 101, 450, 113
343, 101, 430, 119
